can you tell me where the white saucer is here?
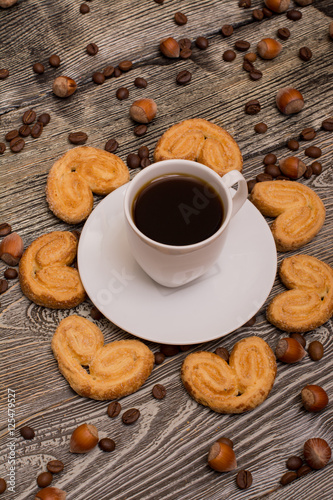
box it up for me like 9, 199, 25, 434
78, 184, 277, 345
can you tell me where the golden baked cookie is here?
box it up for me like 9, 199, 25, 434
52, 315, 154, 400
267, 255, 333, 332
154, 118, 243, 176
46, 146, 130, 224
19, 231, 85, 309
250, 180, 325, 251
181, 336, 276, 414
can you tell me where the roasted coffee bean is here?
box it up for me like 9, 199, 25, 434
5, 130, 19, 142
0, 223, 11, 236
20, 425, 35, 440
38, 113, 51, 126
176, 70, 192, 85
252, 9, 264, 21
245, 99, 260, 115
154, 0, 164, 3
174, 12, 187, 25
152, 384, 167, 399
19, 125, 31, 137
276, 175, 289, 180
103, 66, 115, 78
37, 472, 53, 488
217, 437, 234, 448
90, 306, 103, 320
0, 69, 9, 79
127, 153, 140, 169
263, 154, 277, 165
46, 460, 64, 474
161, 344, 180, 357
134, 77, 147, 88
254, 122, 267, 134
308, 340, 324, 361
236, 470, 253, 490
4, 268, 18, 280
280, 471, 297, 486
119, 60, 133, 72
249, 69, 262, 81
195, 36, 209, 49
22, 109, 36, 125
265, 164, 281, 177
179, 345, 191, 352
299, 47, 312, 62
322, 118, 333, 131
223, 50, 236, 62
122, 408, 140, 425
287, 139, 299, 151
68, 132, 88, 145
277, 28, 290, 41
311, 161, 322, 175
301, 128, 317, 141
116, 87, 129, 100
305, 146, 321, 158
286, 455, 303, 470
141, 158, 151, 169
290, 333, 306, 348
244, 52, 256, 62
80, 3, 90, 14
239, 0, 251, 7
221, 25, 233, 37
10, 137, 25, 153
33, 63, 44, 74
256, 173, 273, 182
114, 67, 122, 77
287, 9, 302, 21
0, 478, 6, 494
93, 72, 105, 85
243, 60, 254, 72
105, 139, 118, 153
107, 401, 122, 418
0, 143, 6, 154
138, 146, 149, 159
235, 40, 250, 51
244, 315, 256, 326
31, 122, 43, 138
180, 48, 192, 59
99, 438, 116, 452
86, 43, 99, 55
297, 465, 312, 477
49, 54, 61, 67
247, 179, 257, 194
154, 352, 165, 365
263, 7, 273, 17
303, 166, 313, 179
134, 125, 148, 137
0, 279, 8, 294
179, 38, 192, 50
214, 347, 229, 362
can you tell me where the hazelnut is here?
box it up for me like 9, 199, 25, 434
257, 38, 282, 60
129, 98, 157, 123
301, 385, 329, 412
208, 441, 237, 472
52, 76, 77, 98
159, 37, 180, 58
279, 157, 307, 179
329, 21, 333, 40
264, 0, 290, 12
275, 337, 306, 363
303, 438, 331, 469
0, 0, 17, 7
276, 87, 304, 115
0, 232, 24, 265
70, 423, 99, 453
34, 487, 67, 500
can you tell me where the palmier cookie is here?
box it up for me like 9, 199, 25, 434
267, 255, 333, 333
154, 118, 243, 176
52, 315, 154, 400
46, 146, 130, 224
250, 181, 325, 252
181, 336, 276, 414
19, 231, 85, 309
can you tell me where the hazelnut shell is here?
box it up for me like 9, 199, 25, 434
70, 423, 99, 453
275, 337, 305, 363
279, 157, 307, 179
208, 441, 237, 472
129, 99, 157, 123
159, 37, 180, 58
303, 438, 331, 469
257, 38, 282, 59
34, 487, 67, 500
276, 88, 304, 115
301, 385, 329, 412
52, 76, 77, 98
0, 232, 24, 265
264, 0, 290, 12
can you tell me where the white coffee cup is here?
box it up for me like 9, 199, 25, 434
124, 160, 248, 287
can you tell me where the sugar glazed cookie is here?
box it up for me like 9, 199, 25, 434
181, 336, 276, 414
52, 315, 154, 400
19, 231, 85, 309
46, 146, 130, 224
267, 255, 333, 333
250, 180, 325, 252
154, 118, 243, 176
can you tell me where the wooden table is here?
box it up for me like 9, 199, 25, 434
1, 1, 332, 498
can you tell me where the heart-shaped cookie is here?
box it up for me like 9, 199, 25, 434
267, 255, 333, 332
154, 118, 243, 176
52, 315, 154, 400
19, 231, 85, 309
181, 336, 276, 414
250, 180, 325, 251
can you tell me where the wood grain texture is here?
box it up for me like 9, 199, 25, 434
0, 0, 333, 499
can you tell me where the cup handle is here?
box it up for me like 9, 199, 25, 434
220, 170, 248, 219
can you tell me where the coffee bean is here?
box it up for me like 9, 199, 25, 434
252, 9, 264, 21
297, 465, 312, 477
0, 223, 11, 236
127, 153, 140, 169
154, 352, 165, 365
90, 306, 103, 320
280, 471, 297, 486
141, 158, 151, 168
235, 40, 250, 51
118, 60, 133, 72
265, 164, 281, 177
4, 268, 18, 280
179, 345, 191, 352
303, 166, 313, 179
263, 7, 273, 17
80, 3, 90, 14
38, 113, 51, 126
122, 408, 140, 425
105, 139, 118, 153
217, 437, 234, 448
5, 130, 19, 142
107, 401, 122, 418
256, 173, 273, 182
0, 478, 6, 494
0, 69, 9, 79
245, 99, 260, 115
243, 60, 254, 72
20, 425, 35, 440
305, 146, 321, 158
249, 69, 262, 81
263, 153, 277, 165
93, 72, 105, 85
31, 122, 43, 138
152, 384, 167, 399
134, 125, 147, 137
223, 50, 236, 62
174, 12, 187, 25
308, 340, 324, 361
176, 70, 192, 85
68, 132, 88, 145
244, 315, 256, 326
287, 9, 302, 21
19, 125, 31, 137
276, 175, 289, 181
301, 128, 316, 141
161, 345, 180, 357
0, 143, 6, 154
179, 38, 191, 50
116, 87, 129, 100
103, 66, 115, 78
214, 347, 229, 362
154, 0, 164, 3
244, 52, 257, 62
277, 28, 290, 41
221, 25, 233, 37
286, 455, 303, 470
239, 0, 251, 7
86, 43, 99, 55
195, 36, 209, 49
49, 54, 61, 67
10, 137, 25, 153
299, 47, 312, 62
287, 139, 299, 151
47, 460, 64, 474
22, 109, 36, 125
180, 48, 192, 59
236, 470, 253, 490
254, 122, 267, 134
0, 279, 8, 294
33, 63, 44, 74
114, 67, 122, 77
290, 333, 306, 348
99, 438, 116, 452
37, 472, 53, 488
247, 179, 257, 193
134, 77, 147, 88
311, 161, 322, 175
322, 118, 333, 131
138, 146, 149, 159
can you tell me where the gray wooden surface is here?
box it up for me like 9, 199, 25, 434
0, 1, 332, 499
